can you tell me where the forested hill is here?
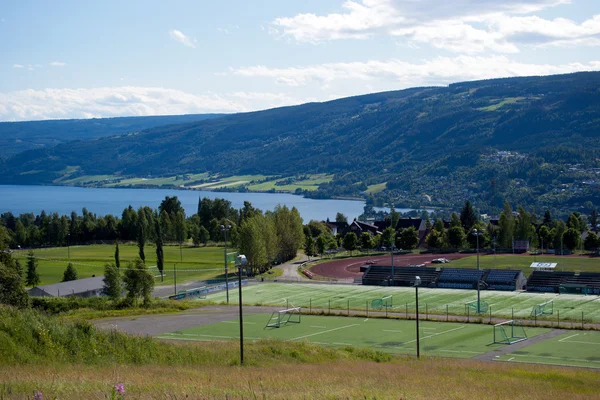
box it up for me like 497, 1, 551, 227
1, 72, 600, 213
0, 113, 225, 156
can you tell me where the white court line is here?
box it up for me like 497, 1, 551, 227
364, 318, 369, 322
508, 357, 515, 361
382, 330, 403, 333
333, 342, 353, 346
162, 332, 260, 340
559, 340, 600, 345
221, 321, 256, 324
310, 326, 327, 329
559, 333, 579, 342
403, 326, 466, 345
509, 354, 600, 363
288, 324, 360, 341
440, 350, 482, 355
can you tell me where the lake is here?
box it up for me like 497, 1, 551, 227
0, 185, 421, 222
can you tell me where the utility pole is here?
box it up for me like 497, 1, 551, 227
414, 276, 421, 359
473, 229, 484, 314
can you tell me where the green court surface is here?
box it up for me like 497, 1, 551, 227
157, 314, 549, 359
497, 331, 600, 369
202, 282, 600, 323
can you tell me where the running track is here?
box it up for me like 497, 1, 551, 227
310, 253, 472, 279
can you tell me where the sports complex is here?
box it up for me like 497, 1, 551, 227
116, 252, 600, 370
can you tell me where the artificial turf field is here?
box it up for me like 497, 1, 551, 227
157, 314, 550, 359
201, 282, 600, 323
496, 331, 600, 368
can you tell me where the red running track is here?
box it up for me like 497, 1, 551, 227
310, 253, 472, 279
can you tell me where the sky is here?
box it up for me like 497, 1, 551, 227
1, 0, 599, 121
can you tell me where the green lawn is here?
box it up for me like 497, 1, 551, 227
448, 254, 600, 276
365, 182, 387, 194
247, 174, 333, 192
15, 244, 226, 286
497, 331, 600, 368
157, 314, 549, 358
201, 282, 600, 323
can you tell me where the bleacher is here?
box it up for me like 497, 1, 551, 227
361, 265, 438, 287
437, 268, 485, 290
485, 269, 521, 291
563, 272, 600, 295
526, 271, 574, 293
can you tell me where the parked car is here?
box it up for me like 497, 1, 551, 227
431, 258, 450, 264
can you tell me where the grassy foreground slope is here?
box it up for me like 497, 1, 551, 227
0, 306, 598, 399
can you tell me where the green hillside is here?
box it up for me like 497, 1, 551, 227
1, 72, 599, 213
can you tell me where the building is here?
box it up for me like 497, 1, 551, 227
28, 276, 105, 298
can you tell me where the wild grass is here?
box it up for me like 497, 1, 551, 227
1, 355, 598, 399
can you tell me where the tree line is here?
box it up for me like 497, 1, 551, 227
425, 201, 600, 251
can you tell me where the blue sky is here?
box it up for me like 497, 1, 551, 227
1, 0, 599, 121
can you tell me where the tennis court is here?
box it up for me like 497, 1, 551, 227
497, 331, 600, 368
157, 314, 549, 359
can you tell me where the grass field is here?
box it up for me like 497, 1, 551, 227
497, 331, 600, 368
15, 244, 226, 286
202, 282, 600, 323
449, 254, 600, 276
247, 174, 333, 192
157, 314, 550, 359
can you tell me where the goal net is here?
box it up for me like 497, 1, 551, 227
530, 300, 553, 317
371, 295, 393, 311
493, 320, 528, 344
464, 299, 489, 314
265, 307, 302, 328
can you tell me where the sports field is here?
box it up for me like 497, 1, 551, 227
202, 282, 600, 323
157, 314, 550, 359
15, 244, 226, 286
448, 254, 600, 276
496, 331, 600, 368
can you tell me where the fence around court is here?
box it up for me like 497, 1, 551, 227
203, 281, 600, 328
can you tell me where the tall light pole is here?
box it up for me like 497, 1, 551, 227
221, 224, 232, 304
472, 228, 484, 314
67, 233, 70, 260
414, 276, 421, 359
236, 255, 247, 365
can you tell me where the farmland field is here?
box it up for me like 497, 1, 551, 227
247, 174, 333, 192
15, 244, 226, 286
201, 282, 600, 323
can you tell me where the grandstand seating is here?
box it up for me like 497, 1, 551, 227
485, 269, 520, 291
563, 272, 600, 295
361, 265, 438, 287
436, 268, 485, 289
526, 271, 574, 293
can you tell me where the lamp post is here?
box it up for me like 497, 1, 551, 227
173, 262, 179, 295
67, 233, 70, 260
414, 275, 421, 359
221, 224, 232, 304
472, 228, 484, 314
236, 254, 248, 365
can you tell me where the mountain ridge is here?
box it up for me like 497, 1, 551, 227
1, 72, 599, 214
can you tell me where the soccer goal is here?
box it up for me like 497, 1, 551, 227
530, 300, 553, 317
465, 299, 489, 314
493, 320, 528, 344
265, 307, 302, 328
371, 295, 393, 311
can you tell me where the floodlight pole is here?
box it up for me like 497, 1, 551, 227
238, 262, 244, 365
414, 276, 421, 359
221, 224, 231, 304
173, 263, 177, 295
472, 229, 483, 314
67, 233, 70, 259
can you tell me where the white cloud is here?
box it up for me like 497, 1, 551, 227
271, 0, 597, 53
49, 61, 67, 67
13, 64, 24, 68
0, 87, 310, 121
218, 27, 230, 35
231, 56, 600, 87
169, 29, 196, 48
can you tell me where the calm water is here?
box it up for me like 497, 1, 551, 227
0, 185, 408, 222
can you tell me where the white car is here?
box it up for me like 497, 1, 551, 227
432, 258, 450, 264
